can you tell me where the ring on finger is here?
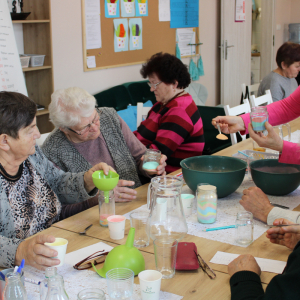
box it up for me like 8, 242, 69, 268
119, 193, 122, 198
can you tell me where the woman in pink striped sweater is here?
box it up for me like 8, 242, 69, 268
134, 53, 205, 173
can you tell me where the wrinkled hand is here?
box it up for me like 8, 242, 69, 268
228, 254, 261, 277
266, 218, 300, 250
141, 154, 167, 176
240, 187, 273, 223
15, 235, 60, 271
114, 179, 137, 202
84, 163, 115, 193
212, 116, 245, 135
248, 122, 283, 152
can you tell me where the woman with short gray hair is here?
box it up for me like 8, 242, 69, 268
43, 87, 166, 202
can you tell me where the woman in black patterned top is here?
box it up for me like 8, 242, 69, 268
0, 91, 113, 270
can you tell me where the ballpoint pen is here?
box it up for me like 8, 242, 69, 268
17, 259, 25, 274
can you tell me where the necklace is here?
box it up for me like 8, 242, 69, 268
0, 161, 23, 181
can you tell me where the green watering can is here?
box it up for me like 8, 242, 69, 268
93, 228, 145, 278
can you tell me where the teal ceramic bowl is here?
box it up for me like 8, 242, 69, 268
180, 156, 247, 198
250, 159, 300, 196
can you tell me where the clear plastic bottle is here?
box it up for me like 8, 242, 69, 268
98, 190, 115, 227
3, 272, 27, 300
40, 267, 57, 300
45, 275, 69, 300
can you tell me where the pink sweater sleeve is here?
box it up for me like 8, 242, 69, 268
240, 86, 300, 165
241, 86, 300, 134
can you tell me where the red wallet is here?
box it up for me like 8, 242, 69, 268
175, 242, 200, 270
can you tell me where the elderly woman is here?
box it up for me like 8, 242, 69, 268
212, 85, 300, 225
257, 42, 300, 102
134, 52, 205, 173
42, 87, 166, 202
0, 91, 113, 270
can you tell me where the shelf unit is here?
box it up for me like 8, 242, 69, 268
13, 0, 54, 133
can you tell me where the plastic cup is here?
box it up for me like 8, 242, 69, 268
153, 238, 178, 279
44, 238, 68, 267
107, 215, 126, 240
129, 211, 150, 247
181, 194, 194, 216
139, 270, 162, 300
106, 268, 134, 300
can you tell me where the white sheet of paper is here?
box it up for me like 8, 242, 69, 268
64, 241, 113, 266
87, 56, 96, 68
159, 0, 170, 21
176, 28, 196, 57
210, 251, 286, 274
85, 0, 101, 49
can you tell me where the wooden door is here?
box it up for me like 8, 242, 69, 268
220, 0, 252, 107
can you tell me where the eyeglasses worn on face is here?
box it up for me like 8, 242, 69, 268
194, 250, 216, 279
67, 112, 100, 136
73, 250, 109, 270
147, 81, 162, 90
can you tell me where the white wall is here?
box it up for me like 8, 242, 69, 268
50, 0, 220, 106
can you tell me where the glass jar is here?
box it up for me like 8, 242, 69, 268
196, 184, 217, 224
45, 275, 69, 300
3, 272, 27, 300
98, 190, 115, 227
77, 288, 105, 300
250, 106, 269, 132
142, 149, 161, 171
235, 211, 254, 246
40, 267, 57, 300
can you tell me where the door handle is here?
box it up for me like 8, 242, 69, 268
225, 40, 234, 60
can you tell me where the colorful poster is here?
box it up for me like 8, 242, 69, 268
105, 0, 120, 18
113, 19, 128, 52
129, 18, 142, 50
121, 0, 135, 17
135, 0, 148, 17
170, 0, 199, 28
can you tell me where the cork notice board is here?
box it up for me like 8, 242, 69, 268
81, 0, 177, 71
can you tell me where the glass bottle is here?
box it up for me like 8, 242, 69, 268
147, 176, 188, 241
196, 184, 217, 224
235, 211, 254, 246
250, 106, 269, 132
45, 275, 69, 300
40, 267, 57, 300
98, 190, 115, 227
3, 271, 27, 300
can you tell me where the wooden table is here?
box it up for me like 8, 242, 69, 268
39, 227, 245, 300
50, 117, 300, 296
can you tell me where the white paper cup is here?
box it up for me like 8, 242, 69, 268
139, 270, 162, 300
107, 3, 117, 15
181, 194, 194, 216
124, 2, 133, 13
44, 238, 68, 267
132, 36, 139, 48
117, 37, 126, 49
107, 215, 126, 240
138, 3, 146, 14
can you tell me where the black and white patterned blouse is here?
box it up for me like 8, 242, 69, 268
1, 160, 61, 240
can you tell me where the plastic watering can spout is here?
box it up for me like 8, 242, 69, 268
126, 228, 135, 248
93, 227, 145, 278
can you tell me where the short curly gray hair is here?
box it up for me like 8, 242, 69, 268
49, 87, 96, 128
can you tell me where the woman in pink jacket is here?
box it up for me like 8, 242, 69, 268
212, 85, 300, 165
212, 86, 300, 225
